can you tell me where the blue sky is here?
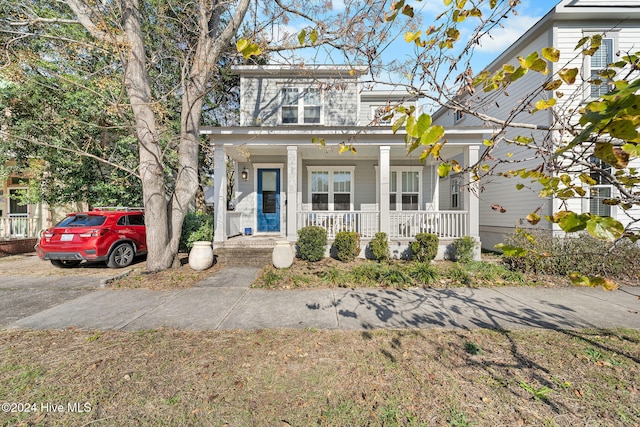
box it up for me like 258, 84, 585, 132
275, 0, 561, 78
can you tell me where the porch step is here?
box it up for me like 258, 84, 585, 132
213, 247, 274, 267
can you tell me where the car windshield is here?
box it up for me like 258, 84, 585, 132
56, 214, 107, 227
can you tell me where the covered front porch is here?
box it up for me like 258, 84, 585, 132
204, 127, 482, 250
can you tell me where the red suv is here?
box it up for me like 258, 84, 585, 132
36, 208, 147, 268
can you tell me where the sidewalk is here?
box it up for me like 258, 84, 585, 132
6, 266, 640, 332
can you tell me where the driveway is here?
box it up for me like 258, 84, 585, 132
0, 254, 119, 325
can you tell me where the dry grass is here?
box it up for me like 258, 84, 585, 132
1, 328, 638, 426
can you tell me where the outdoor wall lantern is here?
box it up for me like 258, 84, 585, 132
241, 167, 249, 181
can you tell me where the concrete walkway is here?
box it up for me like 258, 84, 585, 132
4, 266, 640, 332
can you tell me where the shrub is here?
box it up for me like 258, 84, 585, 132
447, 263, 473, 286
348, 262, 387, 286
333, 231, 361, 262
180, 211, 214, 251
451, 236, 476, 263
410, 233, 439, 262
380, 267, 412, 288
501, 230, 640, 280
369, 232, 390, 262
297, 226, 327, 262
407, 262, 439, 285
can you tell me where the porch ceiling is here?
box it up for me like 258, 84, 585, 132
223, 143, 465, 162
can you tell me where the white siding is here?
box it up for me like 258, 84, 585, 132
239, 76, 360, 127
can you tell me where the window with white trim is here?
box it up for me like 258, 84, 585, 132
454, 110, 465, 123
281, 87, 322, 124
590, 38, 614, 98
371, 105, 392, 125
309, 167, 354, 211
588, 157, 612, 216
389, 168, 420, 211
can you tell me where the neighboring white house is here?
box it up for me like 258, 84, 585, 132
201, 65, 487, 258
432, 0, 640, 250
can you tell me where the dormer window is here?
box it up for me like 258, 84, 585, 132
371, 105, 393, 125
281, 88, 322, 124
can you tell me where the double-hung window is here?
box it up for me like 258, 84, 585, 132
590, 38, 614, 98
389, 169, 420, 211
588, 157, 612, 217
309, 167, 354, 211
583, 32, 618, 99
281, 87, 322, 124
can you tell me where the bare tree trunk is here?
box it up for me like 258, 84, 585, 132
121, 0, 172, 271
67, 0, 251, 271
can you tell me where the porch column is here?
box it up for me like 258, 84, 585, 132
213, 142, 227, 244
287, 146, 298, 241
379, 146, 391, 235
464, 145, 480, 240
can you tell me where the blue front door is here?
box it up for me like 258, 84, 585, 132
257, 169, 280, 232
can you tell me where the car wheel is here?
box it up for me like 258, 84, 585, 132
50, 260, 81, 268
107, 242, 135, 268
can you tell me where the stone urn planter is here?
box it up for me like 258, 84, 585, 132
189, 241, 214, 271
272, 240, 294, 269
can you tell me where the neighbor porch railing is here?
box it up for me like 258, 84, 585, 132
0, 216, 41, 239
297, 210, 468, 240
298, 211, 380, 240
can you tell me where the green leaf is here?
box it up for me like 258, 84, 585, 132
586, 216, 624, 241
404, 31, 422, 43
622, 143, 640, 157
401, 5, 415, 17
575, 36, 590, 50
437, 163, 452, 177
556, 211, 588, 233
594, 143, 630, 169
608, 119, 639, 141
578, 173, 597, 185
544, 79, 563, 91
533, 98, 556, 111
516, 183, 524, 190
236, 39, 262, 59
495, 243, 527, 257
392, 116, 406, 134
312, 137, 326, 147
526, 213, 541, 225
542, 47, 560, 62
309, 29, 319, 44
338, 142, 349, 154
416, 113, 432, 136
420, 125, 445, 146
236, 39, 249, 52
558, 68, 578, 85
298, 29, 307, 45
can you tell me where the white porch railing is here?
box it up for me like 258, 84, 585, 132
298, 211, 380, 240
298, 210, 468, 240
0, 216, 41, 239
389, 211, 468, 239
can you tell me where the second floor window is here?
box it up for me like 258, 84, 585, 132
281, 88, 321, 124
590, 38, 614, 99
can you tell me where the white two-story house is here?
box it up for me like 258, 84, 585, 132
201, 65, 486, 258
432, 0, 640, 250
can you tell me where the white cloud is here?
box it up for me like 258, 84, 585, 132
475, 14, 542, 53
